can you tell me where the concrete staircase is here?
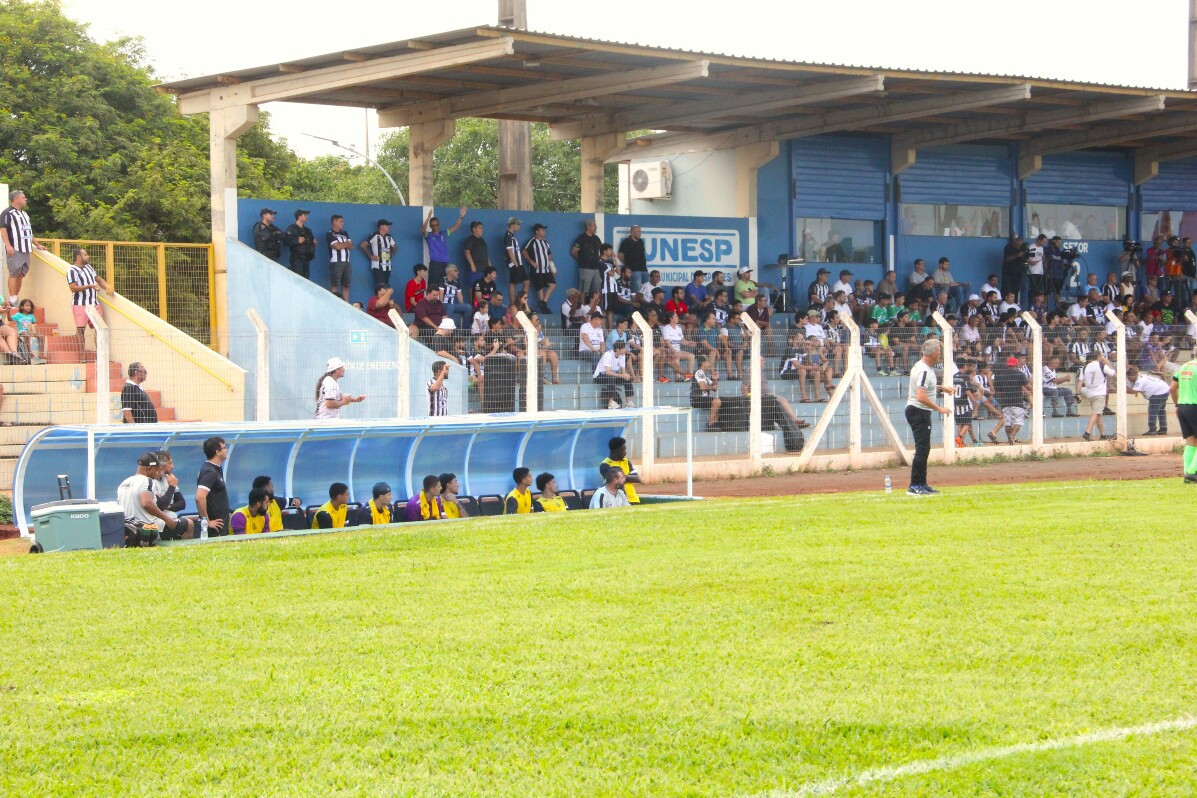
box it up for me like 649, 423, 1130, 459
0, 308, 184, 492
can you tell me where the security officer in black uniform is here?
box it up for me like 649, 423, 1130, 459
252, 207, 283, 262
284, 208, 316, 279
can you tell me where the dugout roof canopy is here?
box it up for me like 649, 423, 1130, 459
157, 25, 1197, 175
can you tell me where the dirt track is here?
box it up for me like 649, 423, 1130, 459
652, 452, 1183, 498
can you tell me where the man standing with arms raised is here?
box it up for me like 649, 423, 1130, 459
0, 190, 46, 308
905, 339, 954, 496
1171, 355, 1197, 484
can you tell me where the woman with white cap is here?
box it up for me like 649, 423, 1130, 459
315, 357, 364, 419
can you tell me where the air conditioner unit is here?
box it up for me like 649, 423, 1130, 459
629, 161, 672, 200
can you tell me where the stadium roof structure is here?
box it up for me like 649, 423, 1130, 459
159, 25, 1197, 176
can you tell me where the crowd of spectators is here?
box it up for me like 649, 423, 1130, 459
115, 435, 641, 544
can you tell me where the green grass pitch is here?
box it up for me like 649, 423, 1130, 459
1, 479, 1194, 796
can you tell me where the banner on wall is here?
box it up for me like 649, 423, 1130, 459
611, 225, 741, 285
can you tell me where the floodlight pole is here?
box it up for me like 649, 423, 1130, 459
304, 133, 406, 206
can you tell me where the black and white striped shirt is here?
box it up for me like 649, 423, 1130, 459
442, 278, 461, 306
0, 207, 33, 252
526, 237, 552, 274
427, 378, 448, 416
67, 264, 99, 306
327, 230, 351, 263
366, 232, 395, 270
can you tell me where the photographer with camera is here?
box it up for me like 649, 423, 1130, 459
1118, 236, 1143, 288
1002, 235, 1028, 304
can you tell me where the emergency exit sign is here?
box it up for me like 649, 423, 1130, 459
350, 331, 368, 344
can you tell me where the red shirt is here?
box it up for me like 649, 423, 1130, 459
664, 299, 689, 317
413, 298, 445, 330
404, 278, 426, 312
366, 295, 396, 327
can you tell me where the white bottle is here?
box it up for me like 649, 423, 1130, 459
200, 518, 209, 540
884, 475, 892, 494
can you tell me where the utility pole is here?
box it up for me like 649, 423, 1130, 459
498, 0, 534, 211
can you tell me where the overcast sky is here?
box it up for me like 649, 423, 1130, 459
65, 0, 1192, 160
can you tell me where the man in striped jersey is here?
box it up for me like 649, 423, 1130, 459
67, 248, 112, 350
326, 214, 354, 302
428, 360, 450, 417
360, 219, 396, 289
1, 190, 46, 307
523, 223, 555, 314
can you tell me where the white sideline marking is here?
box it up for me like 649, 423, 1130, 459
749, 716, 1197, 797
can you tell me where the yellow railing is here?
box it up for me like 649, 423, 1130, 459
41, 239, 215, 345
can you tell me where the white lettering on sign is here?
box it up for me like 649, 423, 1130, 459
613, 227, 741, 285
1062, 240, 1089, 254
70, 513, 90, 519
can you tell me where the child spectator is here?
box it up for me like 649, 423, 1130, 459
404, 263, 428, 312
864, 318, 896, 375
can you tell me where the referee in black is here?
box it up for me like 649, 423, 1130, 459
905, 338, 954, 496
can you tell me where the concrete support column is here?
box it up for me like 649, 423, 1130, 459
733, 141, 779, 218
209, 103, 259, 355
580, 133, 622, 214
408, 119, 456, 208
499, 120, 533, 211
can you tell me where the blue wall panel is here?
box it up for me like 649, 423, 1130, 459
1141, 157, 1197, 211
897, 144, 1014, 206
1025, 152, 1131, 206
791, 135, 888, 220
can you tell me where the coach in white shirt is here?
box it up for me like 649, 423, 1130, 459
1079, 351, 1115, 441
589, 468, 631, 509
904, 339, 954, 496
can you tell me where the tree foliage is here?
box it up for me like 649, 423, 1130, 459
0, 0, 616, 247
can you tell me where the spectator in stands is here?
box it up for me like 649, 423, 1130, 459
404, 263, 428, 312
315, 357, 364, 419
441, 264, 471, 329
617, 224, 648, 291
326, 214, 354, 302
473, 265, 499, 307
438, 473, 469, 518
503, 216, 529, 306
505, 468, 534, 514
312, 482, 354, 529
909, 275, 937, 306
529, 313, 560, 384
428, 360, 450, 417
358, 482, 393, 525
486, 290, 506, 326
1126, 365, 1172, 435
864, 318, 897, 376
570, 219, 604, 297
600, 436, 641, 504
932, 257, 970, 312
118, 452, 181, 542
594, 340, 634, 410
561, 288, 587, 330
877, 270, 899, 301
522, 223, 555, 314
422, 207, 466, 290
606, 316, 638, 381
151, 450, 197, 539
696, 311, 725, 378
195, 436, 230, 536
2, 190, 46, 307
657, 311, 692, 381
115, 362, 158, 423
610, 265, 637, 322
639, 269, 664, 305
10, 298, 40, 363
690, 354, 722, 428
993, 355, 1030, 444
412, 285, 446, 345
366, 285, 400, 328
533, 472, 568, 512
360, 218, 396, 288
462, 220, 489, 287
1002, 235, 1027, 301
807, 268, 831, 309
685, 270, 710, 312
589, 468, 630, 509
1042, 356, 1077, 418
908, 259, 930, 288
1079, 350, 1116, 441
285, 209, 316, 279
579, 312, 606, 366
229, 488, 270, 535
746, 292, 771, 350
67, 247, 112, 354
664, 286, 689, 320
252, 475, 301, 533
642, 287, 668, 327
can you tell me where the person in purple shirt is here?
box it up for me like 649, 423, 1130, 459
422, 207, 467, 290
405, 474, 446, 521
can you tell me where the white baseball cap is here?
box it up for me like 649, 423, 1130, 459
438, 318, 456, 330
326, 356, 345, 371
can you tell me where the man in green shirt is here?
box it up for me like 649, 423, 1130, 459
1171, 357, 1197, 483
871, 293, 899, 326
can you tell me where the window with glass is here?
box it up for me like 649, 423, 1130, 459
1026, 203, 1125, 241
1141, 211, 1197, 242
795, 218, 881, 264
898, 204, 1007, 238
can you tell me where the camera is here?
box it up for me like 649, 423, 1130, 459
1123, 239, 1142, 254
1060, 245, 1080, 263
1020, 242, 1034, 258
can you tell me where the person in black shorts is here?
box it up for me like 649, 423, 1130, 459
503, 217, 529, 305
195, 436, 231, 536
952, 362, 979, 447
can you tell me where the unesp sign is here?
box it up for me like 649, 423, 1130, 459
612, 226, 741, 285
